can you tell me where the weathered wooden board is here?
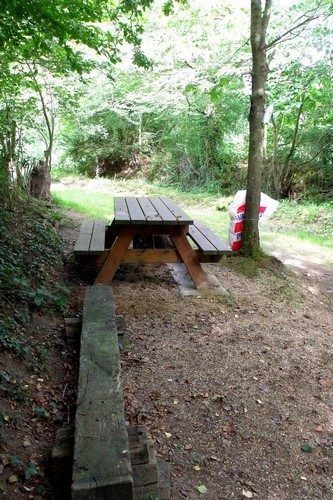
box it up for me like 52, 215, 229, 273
188, 225, 217, 255
71, 286, 133, 499
74, 219, 106, 256
89, 219, 106, 254
74, 219, 95, 255
159, 197, 193, 225
137, 197, 163, 225
126, 197, 147, 224
114, 197, 131, 224
149, 197, 179, 225
189, 221, 232, 255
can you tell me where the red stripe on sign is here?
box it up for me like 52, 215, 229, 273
232, 240, 242, 251
237, 204, 246, 213
233, 221, 243, 233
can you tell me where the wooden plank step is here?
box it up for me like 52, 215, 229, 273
71, 286, 133, 499
188, 221, 232, 255
127, 424, 170, 499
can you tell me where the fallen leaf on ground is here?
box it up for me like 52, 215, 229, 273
7, 475, 18, 484
300, 444, 313, 453
197, 484, 207, 494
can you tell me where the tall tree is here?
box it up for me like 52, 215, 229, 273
242, 0, 272, 257
0, 0, 156, 200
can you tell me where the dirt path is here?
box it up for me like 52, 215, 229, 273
2, 199, 332, 500
60, 207, 333, 500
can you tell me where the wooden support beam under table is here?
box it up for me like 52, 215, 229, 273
169, 227, 208, 288
94, 227, 135, 285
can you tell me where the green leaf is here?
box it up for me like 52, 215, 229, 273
25, 463, 39, 481
300, 444, 313, 453
197, 485, 207, 494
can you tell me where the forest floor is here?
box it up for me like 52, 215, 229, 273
1, 202, 333, 500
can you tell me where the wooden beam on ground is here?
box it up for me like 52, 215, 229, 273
71, 286, 133, 499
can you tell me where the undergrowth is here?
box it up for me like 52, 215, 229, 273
0, 200, 70, 359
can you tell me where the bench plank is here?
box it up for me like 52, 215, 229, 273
89, 219, 106, 254
74, 219, 95, 255
189, 221, 232, 255
188, 225, 217, 255
71, 286, 133, 499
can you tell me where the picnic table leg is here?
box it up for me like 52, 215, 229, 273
170, 227, 208, 289
94, 227, 135, 285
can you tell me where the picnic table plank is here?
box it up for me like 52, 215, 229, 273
89, 219, 106, 254
114, 197, 131, 224
126, 197, 147, 224
137, 197, 163, 225
149, 197, 179, 225
160, 197, 193, 225
74, 219, 94, 255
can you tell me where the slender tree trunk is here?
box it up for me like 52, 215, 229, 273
242, 0, 272, 257
280, 94, 305, 196
27, 63, 54, 199
271, 115, 280, 197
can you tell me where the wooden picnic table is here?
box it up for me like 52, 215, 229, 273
74, 196, 231, 288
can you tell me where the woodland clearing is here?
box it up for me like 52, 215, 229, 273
0, 197, 332, 499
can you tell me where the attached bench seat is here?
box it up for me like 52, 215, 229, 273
188, 221, 232, 256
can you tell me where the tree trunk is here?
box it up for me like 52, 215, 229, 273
29, 151, 51, 200
27, 63, 54, 200
280, 94, 305, 197
242, 0, 272, 257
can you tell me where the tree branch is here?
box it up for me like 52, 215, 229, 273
266, 0, 330, 49
262, 0, 272, 35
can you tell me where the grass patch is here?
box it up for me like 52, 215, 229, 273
51, 177, 231, 239
51, 176, 333, 267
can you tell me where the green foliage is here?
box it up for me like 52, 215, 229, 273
0, 319, 30, 357
271, 200, 333, 239
0, 202, 69, 358
35, 406, 51, 419
25, 462, 39, 481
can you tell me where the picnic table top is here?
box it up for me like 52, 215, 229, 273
113, 196, 193, 226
